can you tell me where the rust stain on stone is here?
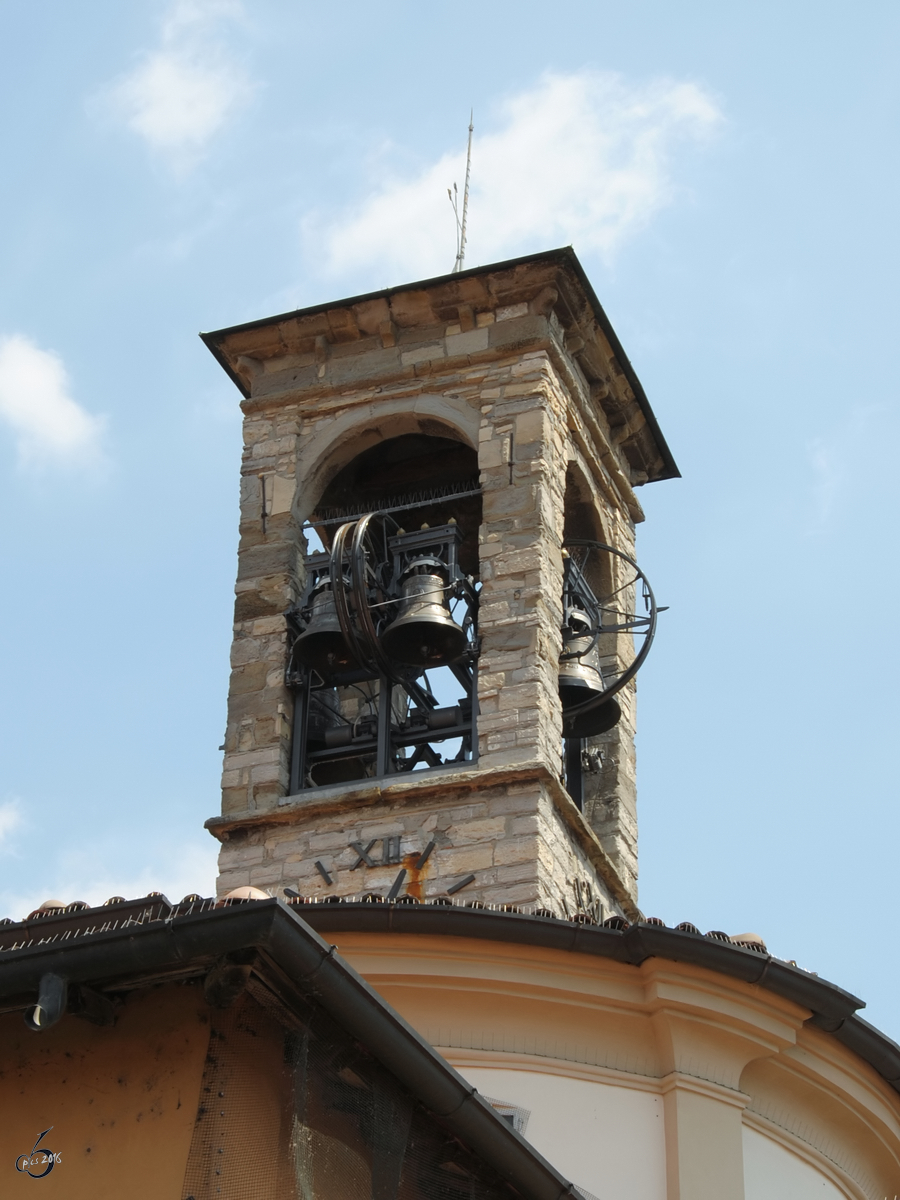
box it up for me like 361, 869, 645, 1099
402, 849, 431, 901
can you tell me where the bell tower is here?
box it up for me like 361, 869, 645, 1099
202, 248, 677, 919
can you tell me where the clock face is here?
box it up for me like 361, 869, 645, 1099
299, 834, 476, 902
294, 837, 604, 918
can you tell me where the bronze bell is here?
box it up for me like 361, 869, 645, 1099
293, 574, 355, 674
307, 757, 369, 787
381, 557, 467, 667
559, 606, 622, 737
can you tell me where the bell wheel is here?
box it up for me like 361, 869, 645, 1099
560, 540, 659, 738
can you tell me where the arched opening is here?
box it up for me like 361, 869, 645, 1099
286, 432, 482, 795
313, 433, 481, 576
561, 467, 619, 809
563, 465, 612, 596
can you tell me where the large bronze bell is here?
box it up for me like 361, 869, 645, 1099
381, 557, 467, 667
293, 574, 355, 674
559, 607, 621, 737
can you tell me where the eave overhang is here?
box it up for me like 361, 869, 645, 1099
200, 246, 679, 485
0, 897, 579, 1200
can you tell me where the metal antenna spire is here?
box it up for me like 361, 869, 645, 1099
449, 112, 474, 272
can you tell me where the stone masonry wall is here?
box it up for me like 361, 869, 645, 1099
215, 773, 622, 919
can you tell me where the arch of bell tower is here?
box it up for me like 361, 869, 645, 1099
292, 393, 480, 523
202, 247, 678, 920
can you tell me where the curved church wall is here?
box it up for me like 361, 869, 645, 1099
328, 928, 900, 1200
743, 1126, 853, 1198
446, 1063, 667, 1200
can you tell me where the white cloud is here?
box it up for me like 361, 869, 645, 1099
312, 70, 722, 283
0, 800, 23, 850
102, 0, 253, 164
161, 0, 244, 40
0, 334, 105, 470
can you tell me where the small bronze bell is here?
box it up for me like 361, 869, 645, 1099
559, 607, 622, 737
307, 757, 369, 786
381, 557, 467, 667
293, 575, 355, 674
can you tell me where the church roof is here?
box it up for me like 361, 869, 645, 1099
0, 893, 580, 1200
3, 892, 898, 1098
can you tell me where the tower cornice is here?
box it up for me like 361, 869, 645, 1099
201, 246, 679, 489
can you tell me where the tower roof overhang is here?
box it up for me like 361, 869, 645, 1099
201, 246, 680, 485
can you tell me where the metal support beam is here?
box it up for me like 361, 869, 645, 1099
377, 676, 393, 777
289, 675, 311, 795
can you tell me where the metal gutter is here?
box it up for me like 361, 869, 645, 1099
199, 246, 679, 481
260, 907, 579, 1200
0, 900, 578, 1200
832, 1014, 900, 1086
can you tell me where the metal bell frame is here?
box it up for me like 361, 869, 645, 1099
286, 512, 479, 793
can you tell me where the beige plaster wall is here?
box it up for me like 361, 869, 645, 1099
743, 1126, 851, 1199
0, 985, 210, 1200
455, 1064, 667, 1200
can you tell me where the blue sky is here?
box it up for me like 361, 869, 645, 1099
1, 1, 899, 1036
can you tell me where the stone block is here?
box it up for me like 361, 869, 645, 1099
492, 882, 541, 906
230, 637, 261, 666
216, 868, 250, 893
449, 817, 507, 846
445, 328, 489, 356
249, 863, 284, 886
496, 303, 529, 322
401, 343, 445, 366
509, 814, 541, 836
515, 408, 546, 446
488, 790, 539, 816
447, 803, 489, 824
250, 761, 282, 785
222, 843, 265, 868
493, 835, 539, 866
224, 746, 281, 771
229, 660, 270, 696
308, 830, 353, 852
440, 845, 494, 875
221, 786, 248, 815
270, 837, 307, 861
478, 437, 508, 470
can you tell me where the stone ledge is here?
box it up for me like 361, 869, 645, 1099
205, 759, 638, 919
